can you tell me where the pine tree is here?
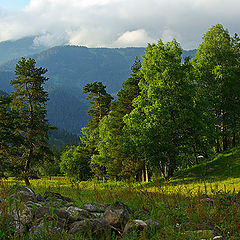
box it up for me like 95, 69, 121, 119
83, 81, 113, 129
10, 57, 53, 185
82, 81, 113, 180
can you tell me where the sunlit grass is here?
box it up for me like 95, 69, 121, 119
1, 146, 240, 239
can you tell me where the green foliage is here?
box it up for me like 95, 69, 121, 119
0, 46, 195, 134
60, 145, 92, 181
9, 57, 53, 185
125, 40, 213, 180
48, 128, 80, 154
192, 24, 240, 152
83, 81, 113, 129
0, 95, 24, 178
81, 81, 113, 179
94, 58, 144, 180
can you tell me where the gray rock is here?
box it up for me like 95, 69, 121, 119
145, 219, 160, 227
25, 201, 43, 209
34, 206, 69, 222
43, 191, 72, 203
83, 202, 110, 212
29, 221, 63, 238
213, 236, 223, 239
36, 194, 45, 202
68, 219, 112, 239
11, 202, 33, 233
66, 206, 96, 222
123, 219, 160, 237
123, 219, 147, 236
103, 201, 133, 229
12, 185, 37, 203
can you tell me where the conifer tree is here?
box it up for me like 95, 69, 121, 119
10, 57, 52, 185
82, 81, 113, 180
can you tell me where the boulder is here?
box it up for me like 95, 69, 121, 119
145, 219, 160, 227
123, 220, 147, 236
123, 219, 160, 237
83, 202, 110, 213
68, 219, 112, 239
29, 221, 63, 239
213, 236, 223, 239
103, 201, 133, 230
66, 206, 96, 223
34, 206, 69, 224
11, 202, 33, 233
12, 185, 37, 203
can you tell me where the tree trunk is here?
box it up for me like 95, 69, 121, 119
141, 169, 145, 182
24, 177, 30, 186
145, 165, 149, 183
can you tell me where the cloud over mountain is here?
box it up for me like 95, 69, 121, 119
0, 0, 240, 49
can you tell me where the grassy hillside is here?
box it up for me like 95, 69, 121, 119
175, 146, 240, 182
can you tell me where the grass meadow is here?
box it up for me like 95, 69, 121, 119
1, 147, 240, 239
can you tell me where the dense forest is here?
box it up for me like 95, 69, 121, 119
1, 24, 240, 184
0, 44, 196, 134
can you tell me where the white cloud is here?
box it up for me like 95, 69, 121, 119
161, 28, 181, 44
0, 0, 240, 49
114, 29, 155, 47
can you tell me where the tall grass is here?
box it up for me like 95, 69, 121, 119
1, 176, 240, 239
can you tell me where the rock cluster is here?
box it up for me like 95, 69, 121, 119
0, 185, 159, 239
1, 186, 231, 239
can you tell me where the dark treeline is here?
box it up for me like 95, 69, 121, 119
1, 24, 240, 184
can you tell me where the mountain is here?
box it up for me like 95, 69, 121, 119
0, 36, 47, 65
0, 44, 197, 134
0, 90, 8, 97
47, 87, 90, 134
0, 45, 146, 94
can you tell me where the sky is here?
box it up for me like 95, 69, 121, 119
0, 0, 239, 49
